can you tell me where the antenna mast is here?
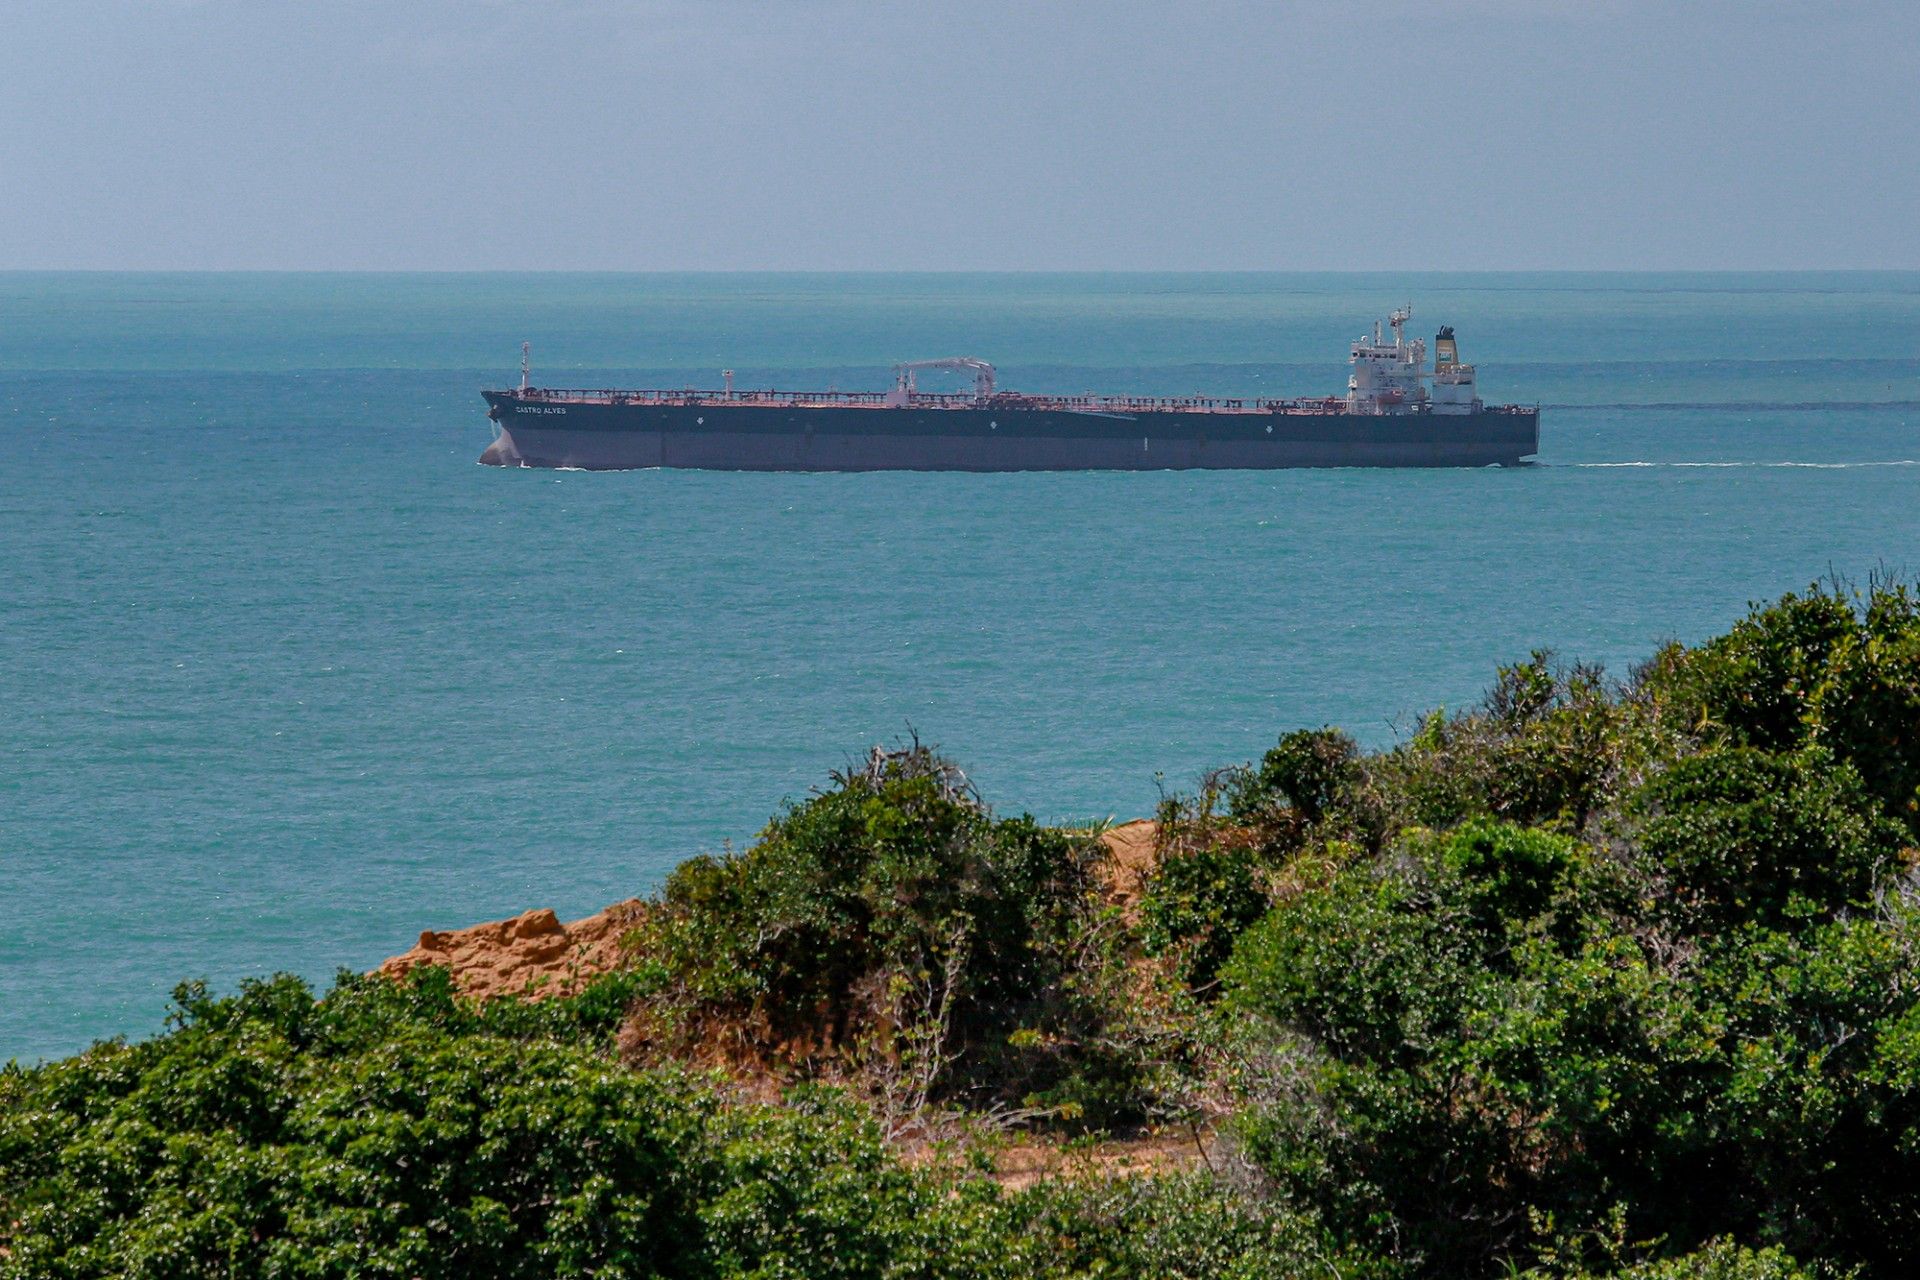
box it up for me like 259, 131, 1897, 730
1389, 305, 1411, 347
520, 342, 531, 393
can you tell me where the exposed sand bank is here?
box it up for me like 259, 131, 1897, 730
378, 899, 647, 999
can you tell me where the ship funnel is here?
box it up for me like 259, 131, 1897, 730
1434, 326, 1459, 368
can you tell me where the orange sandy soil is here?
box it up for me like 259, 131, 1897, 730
1098, 818, 1158, 921
377, 899, 648, 1000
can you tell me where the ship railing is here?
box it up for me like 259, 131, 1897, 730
969, 394, 1273, 413
518, 388, 893, 407
510, 386, 1531, 415
517, 387, 1284, 413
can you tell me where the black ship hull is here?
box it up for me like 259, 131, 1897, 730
479, 393, 1538, 472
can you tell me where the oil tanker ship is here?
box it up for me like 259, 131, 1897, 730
479, 309, 1537, 471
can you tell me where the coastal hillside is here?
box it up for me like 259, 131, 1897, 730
5, 580, 1919, 1279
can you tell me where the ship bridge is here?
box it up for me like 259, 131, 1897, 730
1346, 308, 1481, 415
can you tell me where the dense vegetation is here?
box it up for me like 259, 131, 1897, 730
0, 966, 1363, 1280
5, 580, 1918, 1278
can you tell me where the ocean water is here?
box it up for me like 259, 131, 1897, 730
3, 272, 1918, 1063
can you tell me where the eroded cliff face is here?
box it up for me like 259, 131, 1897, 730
378, 899, 646, 999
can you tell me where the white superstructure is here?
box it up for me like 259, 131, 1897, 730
1345, 308, 1482, 416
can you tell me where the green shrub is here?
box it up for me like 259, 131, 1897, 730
1629, 746, 1905, 929
1649, 587, 1860, 754
1140, 841, 1268, 990
1222, 822, 1662, 1275
1647, 580, 1920, 832
1205, 587, 1920, 1276
1232, 728, 1365, 827
0, 974, 709, 1280
1807, 584, 1920, 830
0, 970, 1381, 1280
1000, 1170, 1400, 1280
1362, 654, 1662, 840
1524, 1238, 1827, 1279
631, 746, 1119, 1116
698, 1087, 951, 1280
1222, 802, 1920, 1278
1610, 1242, 1827, 1280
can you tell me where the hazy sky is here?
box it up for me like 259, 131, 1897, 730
4, 1, 1916, 270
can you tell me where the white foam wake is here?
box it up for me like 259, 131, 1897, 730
1566, 460, 1920, 470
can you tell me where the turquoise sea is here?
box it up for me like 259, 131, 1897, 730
4, 272, 1919, 1063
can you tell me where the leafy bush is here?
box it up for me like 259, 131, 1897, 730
1527, 1239, 1827, 1280
1223, 732, 1920, 1276
1609, 1242, 1827, 1280
0, 970, 1373, 1280
1140, 840, 1267, 990
1628, 746, 1905, 929
1647, 579, 1920, 832
1804, 584, 1920, 832
0, 972, 710, 1280
1229, 655, 1680, 867
1223, 822, 1664, 1273
1363, 653, 1664, 840
697, 1087, 962, 1280
1134, 780, 1274, 993
1211, 583, 1920, 1278
1229, 727, 1365, 830
1648, 587, 1861, 754
627, 745, 1126, 1120
996, 1169, 1400, 1280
